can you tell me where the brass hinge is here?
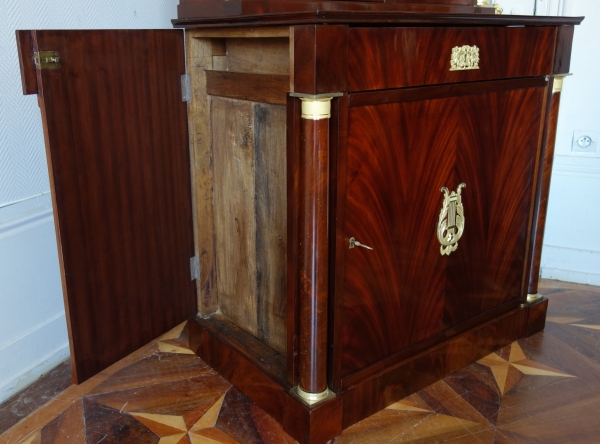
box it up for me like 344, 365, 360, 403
34, 51, 60, 69
181, 74, 191, 102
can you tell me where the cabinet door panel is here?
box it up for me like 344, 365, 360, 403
341, 85, 545, 377
30, 30, 195, 383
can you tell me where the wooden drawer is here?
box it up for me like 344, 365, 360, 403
348, 26, 556, 91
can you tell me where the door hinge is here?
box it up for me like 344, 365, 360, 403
190, 256, 200, 281
34, 51, 60, 69
181, 74, 191, 102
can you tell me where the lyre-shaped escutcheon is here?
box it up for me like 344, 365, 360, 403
437, 183, 466, 256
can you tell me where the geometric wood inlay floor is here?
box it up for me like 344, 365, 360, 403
1, 279, 600, 443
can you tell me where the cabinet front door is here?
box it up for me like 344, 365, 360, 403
21, 30, 196, 383
341, 81, 546, 377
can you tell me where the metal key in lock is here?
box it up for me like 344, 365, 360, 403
349, 237, 373, 250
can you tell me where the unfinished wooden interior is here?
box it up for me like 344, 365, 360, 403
186, 27, 292, 357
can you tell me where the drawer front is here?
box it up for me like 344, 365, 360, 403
341, 82, 546, 378
348, 26, 556, 91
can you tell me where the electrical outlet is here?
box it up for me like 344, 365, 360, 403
571, 131, 598, 155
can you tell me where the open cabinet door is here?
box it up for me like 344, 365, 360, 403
17, 30, 196, 383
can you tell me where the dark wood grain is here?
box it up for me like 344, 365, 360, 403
341, 82, 545, 377
329, 94, 349, 392
298, 116, 331, 394
32, 30, 196, 384
206, 70, 289, 105
348, 27, 556, 92
341, 298, 522, 388
292, 25, 348, 95
178, 0, 233, 18
173, 10, 583, 30
527, 88, 561, 295
286, 95, 302, 387
553, 25, 575, 74
15, 30, 38, 95
177, 1, 480, 20
341, 306, 527, 429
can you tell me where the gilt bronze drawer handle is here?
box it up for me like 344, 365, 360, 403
437, 183, 466, 256
349, 237, 373, 250
449, 46, 480, 71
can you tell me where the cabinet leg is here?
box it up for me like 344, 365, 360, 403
284, 390, 343, 444
525, 296, 549, 337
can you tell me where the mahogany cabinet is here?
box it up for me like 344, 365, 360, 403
17, 1, 582, 442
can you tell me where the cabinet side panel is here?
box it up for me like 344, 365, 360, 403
188, 34, 219, 315
33, 30, 196, 383
212, 97, 258, 337
254, 103, 288, 355
553, 26, 574, 74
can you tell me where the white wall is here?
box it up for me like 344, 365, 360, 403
0, 196, 68, 403
540, 1, 600, 285
499, 0, 600, 286
0, 0, 179, 403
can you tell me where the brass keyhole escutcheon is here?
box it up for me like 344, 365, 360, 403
437, 183, 466, 256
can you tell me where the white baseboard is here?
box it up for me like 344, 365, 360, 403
0, 195, 68, 404
541, 244, 600, 287
0, 313, 70, 404
541, 268, 600, 287
0, 193, 53, 240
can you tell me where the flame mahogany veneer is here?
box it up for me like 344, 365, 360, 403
17, 2, 582, 443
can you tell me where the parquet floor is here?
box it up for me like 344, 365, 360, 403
1, 279, 599, 443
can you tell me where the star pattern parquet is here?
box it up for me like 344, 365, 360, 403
2, 279, 600, 444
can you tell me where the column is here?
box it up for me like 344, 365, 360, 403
296, 96, 334, 404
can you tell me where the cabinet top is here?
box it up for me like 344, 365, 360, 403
173, 0, 583, 27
